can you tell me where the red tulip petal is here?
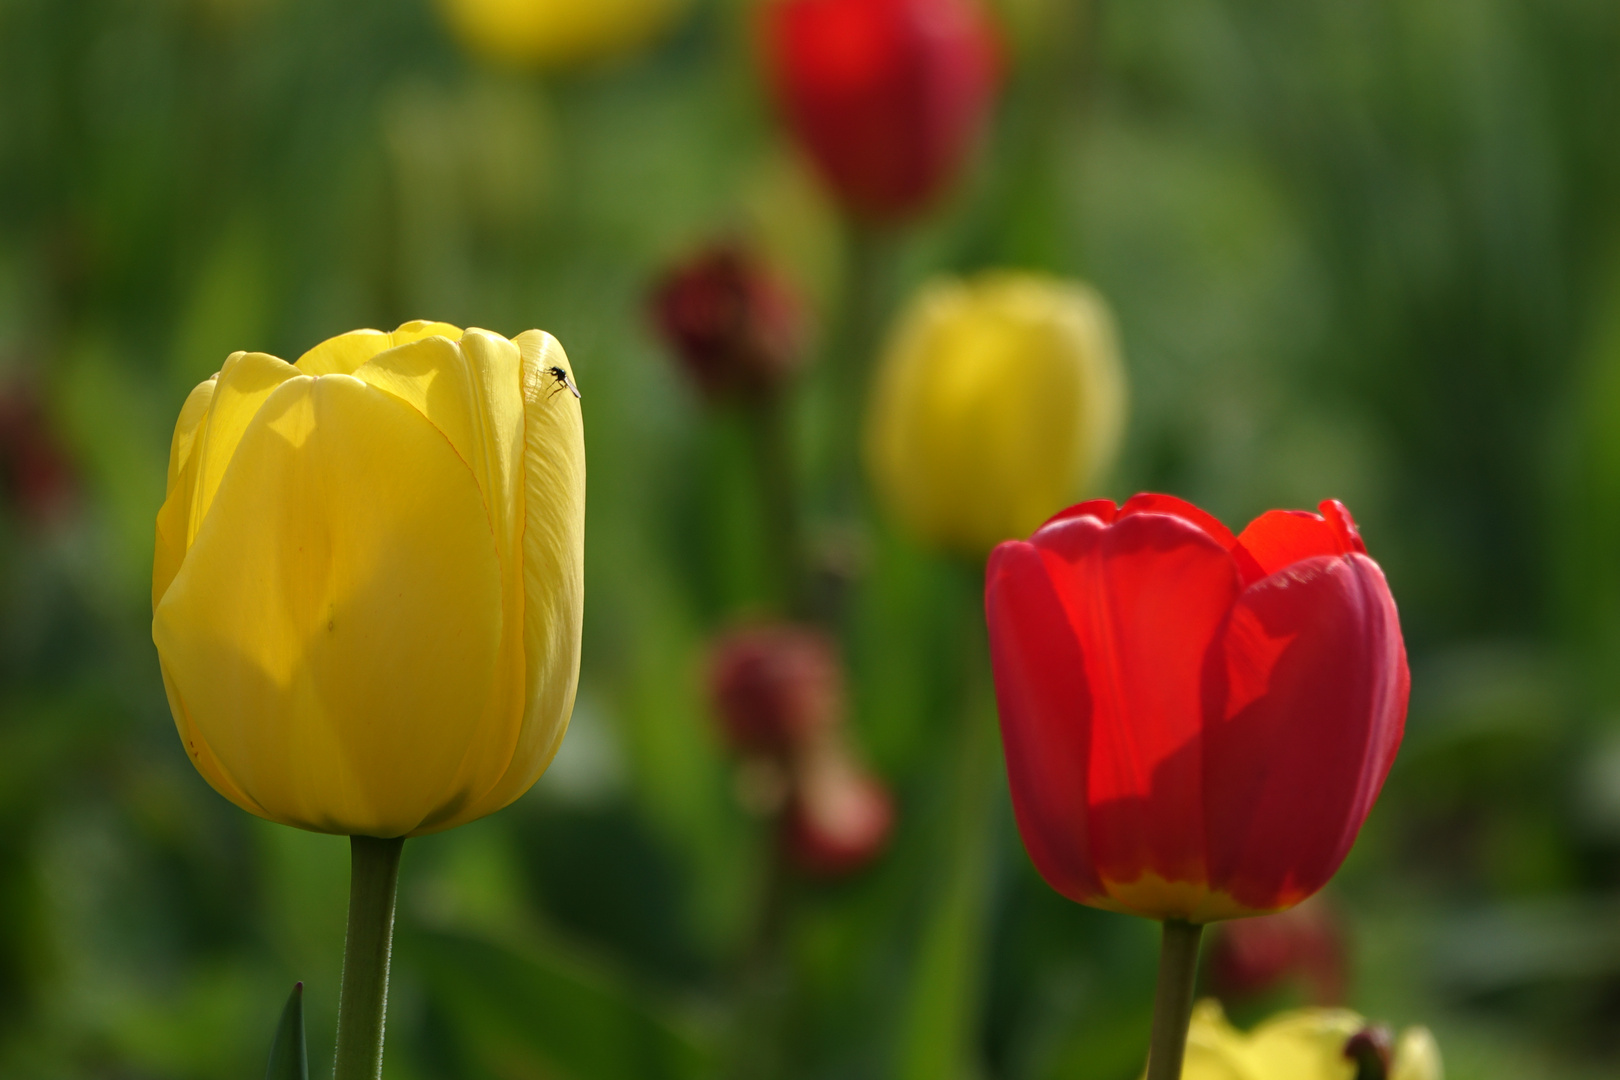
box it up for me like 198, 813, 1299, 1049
1201, 554, 1408, 912
1029, 512, 1241, 891
1235, 507, 1357, 580
1119, 493, 1238, 547
1038, 498, 1119, 532
1319, 499, 1368, 554
987, 536, 1106, 904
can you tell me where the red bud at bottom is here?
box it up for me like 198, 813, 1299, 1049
783, 745, 894, 877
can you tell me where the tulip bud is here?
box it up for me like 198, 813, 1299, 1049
866, 271, 1126, 556
708, 623, 842, 756
783, 741, 894, 876
988, 495, 1407, 922
1165, 1002, 1443, 1080
1207, 899, 1348, 1005
152, 321, 585, 838
1344, 1025, 1394, 1080
763, 0, 1000, 223
650, 244, 808, 401
0, 382, 76, 525
438, 0, 691, 69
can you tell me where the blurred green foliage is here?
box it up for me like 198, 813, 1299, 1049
0, 0, 1618, 1077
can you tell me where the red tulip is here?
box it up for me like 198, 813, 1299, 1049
708, 623, 843, 756
985, 494, 1408, 922
783, 742, 895, 876
763, 0, 999, 223
0, 382, 76, 526
650, 243, 807, 401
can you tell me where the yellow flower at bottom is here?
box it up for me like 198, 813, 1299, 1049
151, 321, 585, 838
437, 0, 692, 69
1168, 1001, 1443, 1080
864, 271, 1127, 557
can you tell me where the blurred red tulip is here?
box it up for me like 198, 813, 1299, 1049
650, 244, 807, 401
0, 382, 75, 525
784, 744, 894, 876
763, 0, 999, 223
709, 623, 843, 755
985, 495, 1408, 922
1207, 898, 1348, 1004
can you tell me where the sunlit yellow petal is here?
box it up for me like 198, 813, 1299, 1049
865, 272, 1126, 555
442, 329, 584, 826
153, 376, 218, 610
1391, 1028, 1443, 1080
1244, 1009, 1361, 1080
438, 0, 690, 68
351, 329, 531, 829
294, 321, 465, 377
166, 376, 217, 496
153, 374, 504, 836
186, 350, 303, 546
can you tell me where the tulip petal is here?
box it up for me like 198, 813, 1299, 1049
186, 351, 303, 546
987, 536, 1105, 904
152, 374, 504, 836
351, 329, 532, 830
443, 330, 586, 826
995, 511, 1243, 913
153, 376, 217, 610
1202, 554, 1409, 912
1234, 501, 1366, 581
294, 321, 465, 377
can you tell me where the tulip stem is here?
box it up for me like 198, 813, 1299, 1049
333, 835, 405, 1080
1145, 918, 1204, 1080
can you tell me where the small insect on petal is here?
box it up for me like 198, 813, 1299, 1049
546, 365, 581, 400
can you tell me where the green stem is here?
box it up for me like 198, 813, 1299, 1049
745, 392, 807, 617
1145, 919, 1204, 1080
332, 836, 405, 1080
828, 221, 894, 508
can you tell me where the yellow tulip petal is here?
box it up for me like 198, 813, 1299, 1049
153, 374, 504, 836
186, 350, 303, 545
351, 329, 531, 828
439, 0, 689, 68
1391, 1028, 1443, 1080
166, 376, 217, 495
865, 272, 1126, 555
1244, 1009, 1362, 1080
294, 321, 465, 377
153, 376, 218, 610
440, 329, 584, 827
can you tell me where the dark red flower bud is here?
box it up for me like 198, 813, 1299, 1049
783, 744, 894, 876
0, 382, 75, 526
1207, 898, 1348, 1005
650, 244, 806, 401
1344, 1024, 1395, 1080
763, 0, 999, 223
708, 624, 842, 755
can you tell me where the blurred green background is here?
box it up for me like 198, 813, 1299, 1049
2, 0, 1619, 1077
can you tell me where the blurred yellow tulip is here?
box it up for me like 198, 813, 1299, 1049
1167, 1001, 1443, 1080
864, 271, 1126, 556
437, 0, 691, 69
152, 321, 585, 838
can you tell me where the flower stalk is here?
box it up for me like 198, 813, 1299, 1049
1145, 919, 1204, 1080
333, 836, 405, 1080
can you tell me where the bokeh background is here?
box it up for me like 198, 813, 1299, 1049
2, 0, 1619, 1077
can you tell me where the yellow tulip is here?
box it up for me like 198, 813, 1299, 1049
151, 321, 585, 838
1167, 1001, 1443, 1080
437, 0, 691, 69
864, 271, 1127, 557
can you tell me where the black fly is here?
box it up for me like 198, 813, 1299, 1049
545, 365, 580, 400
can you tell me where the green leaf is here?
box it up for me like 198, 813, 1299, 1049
411, 928, 714, 1080
265, 982, 309, 1080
